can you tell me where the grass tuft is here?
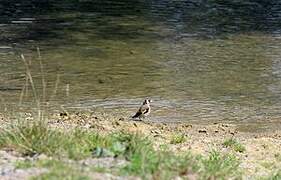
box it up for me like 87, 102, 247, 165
262, 170, 281, 180
31, 159, 89, 180
269, 171, 281, 180
0, 121, 62, 156
199, 150, 241, 179
15, 160, 34, 169
170, 133, 186, 144
0, 120, 112, 159
223, 138, 246, 153
117, 132, 197, 179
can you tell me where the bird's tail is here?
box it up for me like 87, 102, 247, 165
132, 112, 141, 118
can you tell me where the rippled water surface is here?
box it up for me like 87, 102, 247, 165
1, 1, 281, 126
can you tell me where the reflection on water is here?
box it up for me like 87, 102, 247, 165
1, 1, 281, 126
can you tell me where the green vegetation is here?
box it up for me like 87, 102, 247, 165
33, 160, 89, 180
121, 147, 197, 179
170, 133, 186, 144
274, 153, 281, 162
260, 161, 276, 170
261, 170, 281, 180
15, 160, 34, 169
15, 159, 87, 179
223, 138, 246, 153
0, 121, 112, 159
199, 151, 241, 179
2, 121, 242, 179
269, 171, 281, 180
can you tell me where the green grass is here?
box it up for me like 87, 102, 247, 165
260, 170, 281, 180
199, 150, 241, 179
0, 121, 112, 159
0, 121, 62, 156
269, 171, 281, 180
36, 159, 89, 180
34, 160, 89, 180
15, 159, 90, 179
15, 160, 34, 169
274, 153, 281, 162
122, 146, 198, 179
223, 138, 246, 153
2, 121, 242, 179
260, 161, 276, 170
170, 133, 186, 144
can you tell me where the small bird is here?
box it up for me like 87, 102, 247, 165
132, 99, 152, 120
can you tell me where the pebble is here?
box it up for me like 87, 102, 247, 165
118, 117, 125, 121
198, 129, 207, 134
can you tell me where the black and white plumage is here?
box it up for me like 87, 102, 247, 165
132, 99, 152, 120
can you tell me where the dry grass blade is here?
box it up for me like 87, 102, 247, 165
50, 73, 60, 102
37, 47, 46, 104
20, 54, 41, 119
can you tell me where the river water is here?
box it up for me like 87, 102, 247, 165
1, 1, 281, 128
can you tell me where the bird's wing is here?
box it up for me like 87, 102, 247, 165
132, 111, 142, 118
140, 104, 149, 113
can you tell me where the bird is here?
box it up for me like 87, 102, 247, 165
132, 99, 152, 120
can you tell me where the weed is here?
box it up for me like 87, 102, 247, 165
270, 171, 281, 180
262, 170, 281, 180
260, 161, 276, 170
15, 160, 34, 169
31, 159, 90, 180
0, 121, 62, 156
117, 133, 197, 179
199, 150, 241, 179
274, 153, 281, 162
0, 121, 112, 159
170, 133, 186, 144
223, 138, 246, 153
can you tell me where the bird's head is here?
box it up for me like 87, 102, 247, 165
143, 99, 152, 105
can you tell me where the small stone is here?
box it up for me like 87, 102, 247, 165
59, 112, 67, 117
151, 130, 160, 134
198, 129, 207, 134
113, 121, 120, 126
129, 50, 136, 54
36, 154, 48, 160
84, 124, 92, 128
183, 124, 192, 128
98, 79, 105, 84
89, 124, 96, 128
118, 117, 125, 121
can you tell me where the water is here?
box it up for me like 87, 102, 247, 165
1, 1, 281, 127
